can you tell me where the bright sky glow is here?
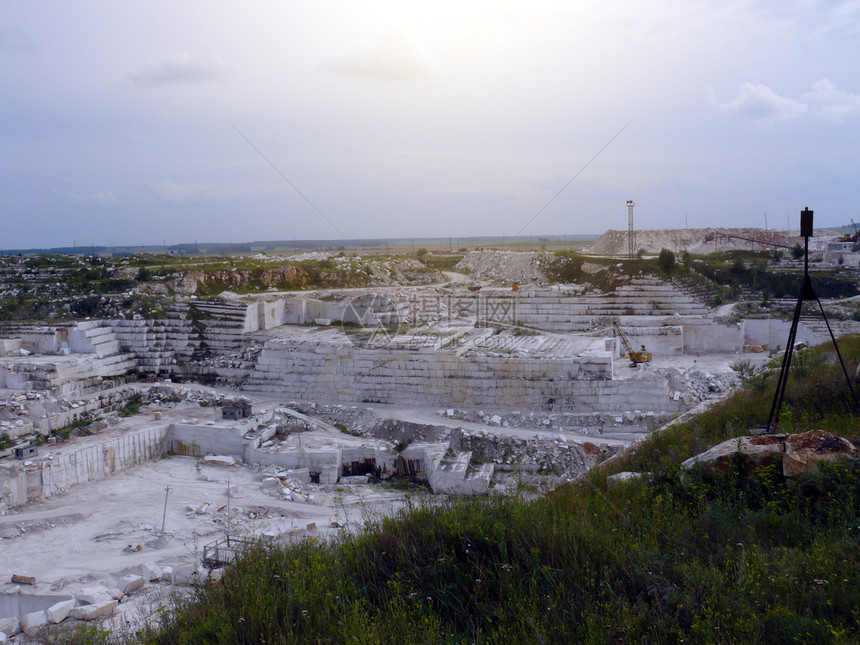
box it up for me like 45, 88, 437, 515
2, 0, 859, 247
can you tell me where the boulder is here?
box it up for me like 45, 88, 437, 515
70, 600, 117, 621
607, 471, 650, 484
75, 585, 116, 605
681, 435, 784, 475
20, 610, 46, 634
201, 455, 236, 467
783, 429, 859, 477
170, 563, 199, 585
140, 561, 162, 582
10, 574, 35, 585
117, 574, 145, 595
681, 430, 859, 479
0, 617, 19, 637
46, 598, 76, 624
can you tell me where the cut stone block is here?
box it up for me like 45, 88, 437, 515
70, 600, 118, 621
171, 564, 199, 585
118, 574, 145, 595
76, 585, 115, 605
46, 599, 76, 624
201, 455, 236, 466
140, 561, 163, 582
20, 610, 47, 634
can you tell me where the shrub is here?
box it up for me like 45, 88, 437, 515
658, 248, 675, 274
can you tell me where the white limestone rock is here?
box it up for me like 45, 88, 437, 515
171, 563, 199, 585
46, 598, 76, 624
70, 600, 118, 621
75, 585, 116, 605
118, 574, 145, 595
201, 455, 236, 466
140, 561, 162, 582
0, 618, 19, 637
20, 610, 47, 634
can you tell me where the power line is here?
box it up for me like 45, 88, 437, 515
229, 122, 348, 241
504, 121, 631, 247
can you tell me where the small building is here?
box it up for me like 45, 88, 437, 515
221, 402, 252, 420
14, 444, 38, 460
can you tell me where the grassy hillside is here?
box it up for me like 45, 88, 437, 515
69, 338, 860, 645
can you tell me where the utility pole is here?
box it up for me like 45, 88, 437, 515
226, 478, 231, 536
160, 485, 170, 536
627, 200, 635, 258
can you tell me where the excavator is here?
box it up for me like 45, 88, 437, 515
841, 219, 859, 243
613, 322, 652, 367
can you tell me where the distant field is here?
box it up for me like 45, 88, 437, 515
0, 235, 598, 257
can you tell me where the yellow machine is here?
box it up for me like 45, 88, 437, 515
613, 322, 652, 366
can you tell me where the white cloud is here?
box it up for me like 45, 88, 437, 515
710, 82, 807, 124
128, 53, 228, 88
327, 33, 437, 81
711, 79, 860, 125
800, 79, 860, 122
67, 191, 119, 205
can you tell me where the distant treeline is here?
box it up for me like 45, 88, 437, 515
0, 234, 598, 257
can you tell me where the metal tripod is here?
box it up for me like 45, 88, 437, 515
766, 214, 858, 431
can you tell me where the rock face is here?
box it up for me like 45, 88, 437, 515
681, 430, 859, 478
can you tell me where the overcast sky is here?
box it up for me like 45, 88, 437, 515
2, 1, 859, 248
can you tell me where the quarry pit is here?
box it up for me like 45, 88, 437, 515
1, 238, 859, 639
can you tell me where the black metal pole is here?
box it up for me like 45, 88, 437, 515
766, 208, 858, 432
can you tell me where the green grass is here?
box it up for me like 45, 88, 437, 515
422, 253, 465, 272
542, 249, 858, 309
118, 394, 144, 417
96, 338, 860, 644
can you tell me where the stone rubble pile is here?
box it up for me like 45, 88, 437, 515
0, 386, 137, 440
454, 251, 550, 285
435, 407, 658, 434
286, 251, 333, 263
285, 402, 369, 434
141, 383, 248, 408
659, 367, 734, 406
453, 427, 606, 479
261, 466, 317, 503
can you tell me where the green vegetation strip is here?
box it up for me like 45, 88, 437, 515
78, 338, 858, 644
